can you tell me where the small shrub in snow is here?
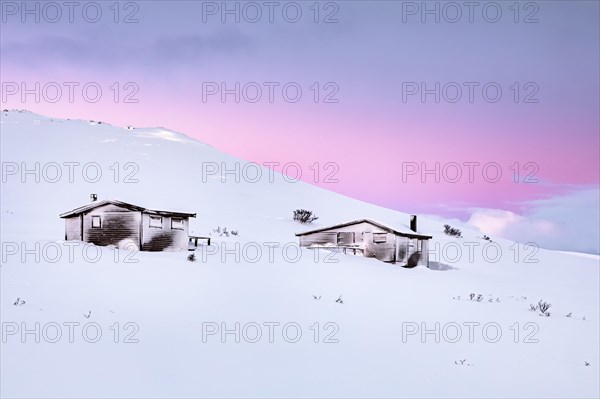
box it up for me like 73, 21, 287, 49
312, 295, 321, 300
215, 227, 226, 237
482, 235, 491, 241
529, 304, 538, 312
531, 300, 551, 316
213, 226, 238, 237
469, 293, 483, 302
84, 311, 91, 318
454, 359, 473, 366
335, 295, 343, 304
187, 253, 197, 262
585, 362, 590, 366
443, 224, 462, 237
538, 300, 551, 314
466, 293, 494, 303
13, 298, 25, 306
293, 209, 319, 224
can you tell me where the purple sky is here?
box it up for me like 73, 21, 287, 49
1, 1, 599, 250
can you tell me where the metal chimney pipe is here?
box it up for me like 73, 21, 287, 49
410, 215, 417, 232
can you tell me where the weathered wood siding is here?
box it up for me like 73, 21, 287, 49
65, 215, 82, 241
298, 232, 337, 246
329, 222, 387, 237
82, 204, 141, 249
141, 213, 189, 251
298, 221, 386, 247
364, 232, 396, 262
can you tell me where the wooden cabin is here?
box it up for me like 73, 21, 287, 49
296, 217, 432, 267
59, 198, 196, 251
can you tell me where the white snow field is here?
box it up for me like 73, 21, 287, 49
1, 110, 598, 398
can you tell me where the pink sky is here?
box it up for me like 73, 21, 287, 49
1, 1, 599, 219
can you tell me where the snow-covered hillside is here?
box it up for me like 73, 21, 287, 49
1, 110, 598, 398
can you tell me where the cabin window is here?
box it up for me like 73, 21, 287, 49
171, 218, 184, 230
373, 233, 387, 243
337, 232, 355, 245
91, 215, 101, 228
149, 216, 162, 228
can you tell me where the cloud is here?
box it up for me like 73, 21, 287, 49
467, 187, 599, 254
154, 30, 252, 61
0, 29, 252, 71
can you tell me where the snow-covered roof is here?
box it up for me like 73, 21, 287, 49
59, 199, 196, 218
295, 219, 432, 239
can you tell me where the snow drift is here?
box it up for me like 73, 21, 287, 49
1, 110, 598, 398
